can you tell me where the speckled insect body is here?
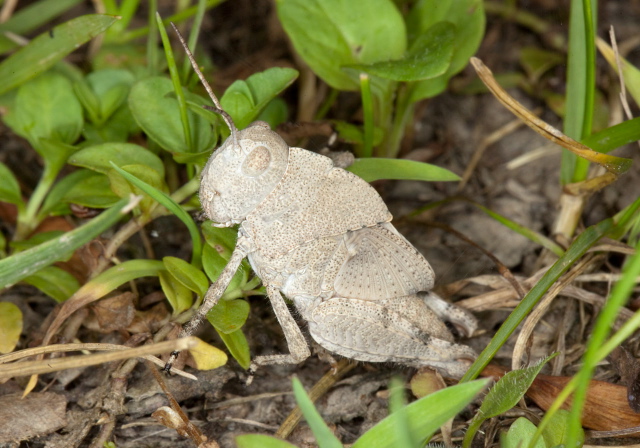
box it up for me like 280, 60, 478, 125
168, 25, 477, 379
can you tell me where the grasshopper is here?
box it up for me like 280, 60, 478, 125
167, 25, 477, 378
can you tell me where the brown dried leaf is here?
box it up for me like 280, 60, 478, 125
126, 302, 169, 334
0, 392, 66, 443
528, 374, 640, 430
91, 292, 136, 332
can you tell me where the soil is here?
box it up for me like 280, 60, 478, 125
1, 0, 640, 447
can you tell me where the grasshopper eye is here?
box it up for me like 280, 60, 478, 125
241, 145, 271, 177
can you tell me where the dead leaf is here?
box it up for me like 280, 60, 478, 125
91, 292, 136, 332
531, 374, 640, 430
482, 364, 640, 430
0, 392, 66, 442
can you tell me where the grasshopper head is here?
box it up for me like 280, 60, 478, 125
199, 121, 289, 226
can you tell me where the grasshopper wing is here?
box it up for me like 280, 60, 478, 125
333, 223, 434, 300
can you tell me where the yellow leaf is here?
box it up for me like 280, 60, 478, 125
0, 302, 22, 354
189, 337, 228, 370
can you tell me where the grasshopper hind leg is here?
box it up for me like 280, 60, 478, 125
306, 296, 476, 379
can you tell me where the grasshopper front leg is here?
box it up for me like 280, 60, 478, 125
164, 243, 247, 371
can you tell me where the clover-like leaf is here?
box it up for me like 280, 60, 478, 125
220, 67, 298, 129
347, 22, 455, 82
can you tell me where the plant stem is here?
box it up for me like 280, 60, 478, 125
16, 166, 57, 240
385, 84, 414, 158
359, 73, 374, 158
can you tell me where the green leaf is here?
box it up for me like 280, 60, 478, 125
69, 142, 165, 178
481, 355, 555, 419
0, 197, 136, 289
292, 377, 344, 448
503, 418, 546, 448
0, 0, 84, 54
128, 76, 214, 154
86, 69, 135, 118
203, 243, 246, 297
159, 270, 193, 314
406, 0, 485, 76
387, 377, 417, 448
236, 434, 299, 448
332, 121, 383, 146
256, 97, 290, 129
39, 170, 112, 218
0, 14, 119, 95
582, 117, 640, 154
82, 106, 138, 144
10, 231, 65, 253
220, 67, 298, 130
347, 22, 455, 82
107, 163, 165, 213
276, 0, 405, 91
0, 162, 23, 206
163, 256, 209, 297
60, 171, 120, 209
406, 0, 485, 102
347, 158, 460, 182
519, 47, 564, 83
217, 329, 251, 369
0, 302, 22, 354
74, 79, 101, 123
352, 379, 488, 448
542, 409, 583, 448
207, 299, 250, 334
81, 259, 165, 298
109, 163, 203, 267
3, 72, 83, 147
202, 223, 238, 257
23, 266, 80, 303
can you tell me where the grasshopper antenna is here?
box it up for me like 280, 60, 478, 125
170, 22, 238, 150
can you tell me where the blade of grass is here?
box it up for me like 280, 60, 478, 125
0, 0, 84, 53
146, 0, 159, 75
292, 377, 343, 448
0, 14, 119, 94
582, 116, 640, 153
110, 163, 202, 268
564, 239, 640, 445
105, 0, 140, 37
0, 196, 138, 289
347, 158, 460, 182
408, 198, 565, 256
118, 0, 226, 43
467, 200, 565, 256
181, 0, 208, 84
156, 12, 192, 152
460, 217, 614, 382
530, 236, 640, 448
561, 0, 597, 183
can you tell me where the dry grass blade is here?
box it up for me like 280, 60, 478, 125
0, 342, 196, 380
0, 338, 198, 380
470, 57, 632, 175
511, 254, 601, 370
